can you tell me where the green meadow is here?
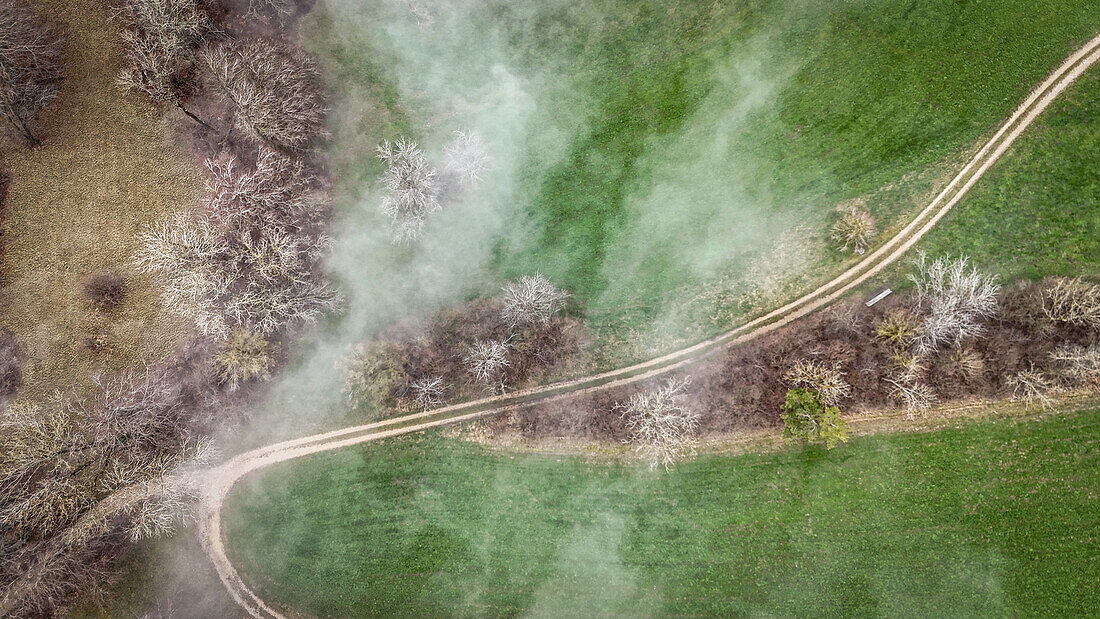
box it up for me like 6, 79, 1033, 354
226, 407, 1100, 617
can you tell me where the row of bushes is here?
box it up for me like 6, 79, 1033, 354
372, 266, 1097, 464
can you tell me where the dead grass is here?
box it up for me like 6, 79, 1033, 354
0, 0, 201, 400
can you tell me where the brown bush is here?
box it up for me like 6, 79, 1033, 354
83, 270, 128, 310
0, 328, 22, 396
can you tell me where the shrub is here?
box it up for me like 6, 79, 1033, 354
873, 307, 918, 348
997, 280, 1052, 336
83, 270, 128, 310
214, 330, 277, 391
908, 253, 999, 354
376, 138, 440, 243
340, 343, 401, 410
1042, 277, 1100, 330
500, 272, 569, 327
831, 204, 876, 255
937, 345, 983, 381
0, 328, 22, 395
618, 378, 700, 469
780, 388, 848, 449
783, 359, 851, 407
201, 39, 327, 152
888, 349, 927, 384
0, 0, 63, 146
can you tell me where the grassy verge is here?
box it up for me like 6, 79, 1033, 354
305, 0, 1100, 363
227, 406, 1100, 617
0, 0, 200, 399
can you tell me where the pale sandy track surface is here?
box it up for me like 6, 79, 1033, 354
5, 32, 1097, 619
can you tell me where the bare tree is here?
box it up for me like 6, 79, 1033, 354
618, 378, 699, 470
501, 272, 569, 327
831, 204, 876, 255
443, 130, 492, 188
783, 359, 851, 407
201, 39, 327, 151
113, 0, 213, 127
886, 377, 936, 418
1049, 344, 1100, 386
136, 148, 337, 337
908, 253, 999, 354
1042, 277, 1100, 330
0, 0, 63, 146
376, 137, 440, 243
409, 375, 446, 411
1006, 368, 1055, 409
463, 338, 511, 393
247, 0, 295, 20
205, 146, 321, 228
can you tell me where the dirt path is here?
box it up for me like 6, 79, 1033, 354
191, 32, 1100, 619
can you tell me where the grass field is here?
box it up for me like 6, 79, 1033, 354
306, 0, 1100, 362
0, 0, 200, 399
226, 407, 1100, 617
910, 69, 1100, 282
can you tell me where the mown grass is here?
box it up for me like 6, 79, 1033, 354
0, 0, 200, 399
910, 68, 1100, 282
227, 408, 1100, 617
305, 0, 1100, 361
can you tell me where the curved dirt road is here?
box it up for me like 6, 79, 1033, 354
196, 33, 1100, 619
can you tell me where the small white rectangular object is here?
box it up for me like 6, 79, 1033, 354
865, 288, 893, 307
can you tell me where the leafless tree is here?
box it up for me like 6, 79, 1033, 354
831, 204, 876, 255
908, 253, 999, 354
783, 359, 851, 407
1006, 368, 1055, 409
247, 0, 295, 20
1049, 344, 1100, 386
376, 137, 440, 243
501, 272, 569, 327
886, 376, 936, 418
443, 130, 492, 189
463, 338, 511, 393
1042, 277, 1100, 330
205, 146, 322, 228
409, 375, 446, 411
136, 148, 337, 337
618, 377, 699, 471
113, 0, 213, 127
201, 39, 327, 151
0, 0, 63, 146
